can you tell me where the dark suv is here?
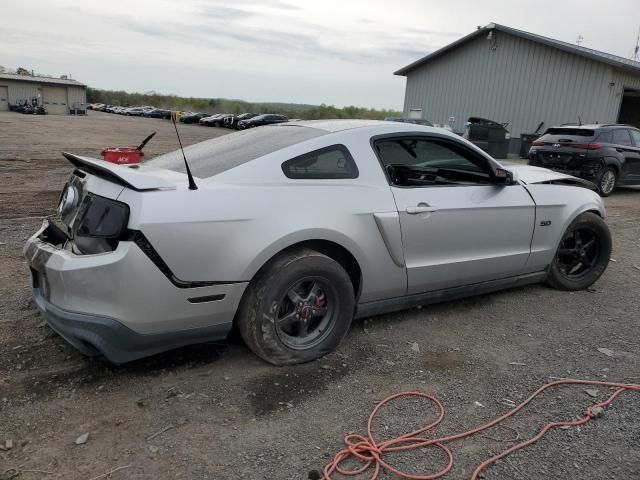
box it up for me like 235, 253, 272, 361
528, 124, 640, 196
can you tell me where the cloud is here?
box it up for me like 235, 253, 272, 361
404, 27, 464, 37
196, 4, 256, 20
113, 11, 437, 65
197, 0, 300, 11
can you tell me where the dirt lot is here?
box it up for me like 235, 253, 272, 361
1, 111, 639, 480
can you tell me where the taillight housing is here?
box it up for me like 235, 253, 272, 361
531, 140, 545, 146
569, 143, 602, 150
71, 193, 130, 254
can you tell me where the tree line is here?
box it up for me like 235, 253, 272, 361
87, 88, 401, 120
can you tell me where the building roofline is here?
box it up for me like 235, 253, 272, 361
394, 22, 640, 76
0, 73, 86, 87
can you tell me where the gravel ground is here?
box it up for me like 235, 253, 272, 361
0, 111, 639, 480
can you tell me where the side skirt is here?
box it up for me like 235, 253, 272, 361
355, 271, 547, 319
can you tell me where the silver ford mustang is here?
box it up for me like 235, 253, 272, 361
24, 120, 611, 365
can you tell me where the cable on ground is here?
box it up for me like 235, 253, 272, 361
322, 379, 640, 479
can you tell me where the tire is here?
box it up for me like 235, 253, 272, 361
546, 212, 611, 291
236, 248, 355, 365
596, 166, 617, 197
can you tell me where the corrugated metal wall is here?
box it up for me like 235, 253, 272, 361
2, 80, 40, 105
402, 32, 640, 143
0, 80, 86, 114
67, 86, 87, 110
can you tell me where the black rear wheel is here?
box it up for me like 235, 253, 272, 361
597, 166, 617, 197
236, 248, 355, 365
546, 212, 611, 290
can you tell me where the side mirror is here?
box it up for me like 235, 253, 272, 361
493, 168, 516, 185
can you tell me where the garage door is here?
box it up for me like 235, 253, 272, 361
42, 86, 68, 114
0, 86, 8, 111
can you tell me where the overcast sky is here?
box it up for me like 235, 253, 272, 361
2, 0, 639, 109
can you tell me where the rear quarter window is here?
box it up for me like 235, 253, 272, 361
596, 131, 612, 143
282, 145, 358, 179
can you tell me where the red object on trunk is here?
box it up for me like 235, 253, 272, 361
101, 147, 144, 164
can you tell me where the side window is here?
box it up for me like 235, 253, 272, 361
629, 129, 640, 146
612, 129, 633, 146
282, 145, 358, 179
374, 137, 492, 187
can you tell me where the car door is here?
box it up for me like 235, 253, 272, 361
373, 135, 536, 295
625, 129, 640, 181
611, 128, 638, 181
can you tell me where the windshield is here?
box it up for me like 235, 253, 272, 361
147, 125, 326, 178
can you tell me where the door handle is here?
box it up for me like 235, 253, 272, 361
406, 203, 437, 214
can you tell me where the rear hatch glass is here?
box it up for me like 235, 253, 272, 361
539, 128, 596, 143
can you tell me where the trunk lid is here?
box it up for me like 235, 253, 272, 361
63, 152, 186, 191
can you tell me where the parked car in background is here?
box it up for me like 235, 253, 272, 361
144, 108, 171, 119
25, 120, 610, 365
225, 112, 258, 129
181, 112, 210, 124
528, 124, 640, 196
199, 114, 231, 127
237, 114, 288, 128
125, 106, 155, 116
215, 113, 235, 127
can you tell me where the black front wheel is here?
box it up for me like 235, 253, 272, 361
236, 248, 355, 365
546, 212, 611, 290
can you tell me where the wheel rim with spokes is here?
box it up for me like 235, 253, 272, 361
275, 277, 336, 350
555, 227, 601, 280
600, 170, 616, 195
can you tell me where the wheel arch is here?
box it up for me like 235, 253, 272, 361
243, 232, 364, 300
602, 157, 622, 174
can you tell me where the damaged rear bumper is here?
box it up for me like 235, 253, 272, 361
31, 286, 231, 363
24, 220, 246, 363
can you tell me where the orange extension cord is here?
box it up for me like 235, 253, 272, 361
322, 379, 640, 480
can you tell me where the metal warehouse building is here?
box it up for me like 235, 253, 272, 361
0, 73, 87, 115
396, 23, 640, 152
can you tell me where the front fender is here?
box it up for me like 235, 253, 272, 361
523, 185, 605, 272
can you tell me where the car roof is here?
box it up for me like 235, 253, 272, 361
552, 124, 636, 130
290, 119, 385, 132
273, 119, 455, 137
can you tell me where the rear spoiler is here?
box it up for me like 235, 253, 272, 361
62, 152, 176, 191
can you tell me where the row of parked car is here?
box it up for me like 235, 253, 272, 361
87, 103, 291, 129
88, 103, 172, 119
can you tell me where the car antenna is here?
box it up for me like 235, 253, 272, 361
171, 114, 198, 190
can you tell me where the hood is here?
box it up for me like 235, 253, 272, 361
501, 163, 597, 190
63, 152, 188, 191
